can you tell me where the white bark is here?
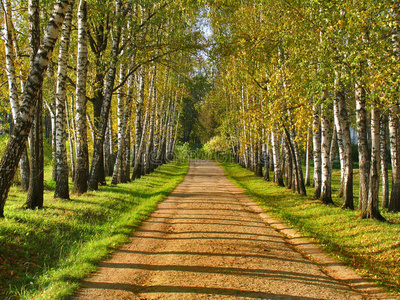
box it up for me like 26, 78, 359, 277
312, 102, 322, 199
389, 102, 400, 212
389, 3, 400, 212
1, 0, 19, 120
65, 99, 75, 180
1, 0, 30, 191
380, 114, 389, 209
355, 80, 370, 211
320, 101, 334, 204
73, 0, 89, 194
0, 0, 72, 217
333, 81, 345, 197
364, 103, 385, 221
111, 50, 132, 184
271, 129, 284, 186
132, 66, 146, 179
54, 3, 73, 199
334, 72, 354, 209
305, 127, 311, 186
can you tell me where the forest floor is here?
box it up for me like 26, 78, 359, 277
72, 160, 393, 300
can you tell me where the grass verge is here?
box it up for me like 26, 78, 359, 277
0, 161, 188, 300
221, 162, 400, 298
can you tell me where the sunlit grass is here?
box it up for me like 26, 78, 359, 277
0, 161, 189, 300
221, 162, 400, 297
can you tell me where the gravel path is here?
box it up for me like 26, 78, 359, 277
73, 160, 390, 300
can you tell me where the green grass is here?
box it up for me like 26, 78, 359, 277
221, 162, 400, 298
0, 161, 189, 300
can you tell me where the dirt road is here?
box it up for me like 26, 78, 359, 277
73, 160, 389, 300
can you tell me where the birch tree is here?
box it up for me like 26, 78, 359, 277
320, 100, 334, 205
334, 73, 354, 209
380, 115, 389, 209
389, 102, 400, 212
0, 0, 72, 217
73, 0, 89, 194
111, 46, 135, 184
388, 3, 400, 212
132, 66, 146, 180
25, 0, 44, 210
355, 74, 370, 211
54, 3, 74, 199
88, 0, 126, 190
312, 103, 322, 199
271, 128, 284, 186
363, 102, 385, 221
87, 3, 111, 185
1, 0, 30, 191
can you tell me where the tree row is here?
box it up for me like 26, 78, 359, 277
0, 0, 203, 218
203, 0, 400, 221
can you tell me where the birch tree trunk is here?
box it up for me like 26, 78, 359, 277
122, 72, 134, 182
389, 102, 400, 212
0, 0, 71, 217
25, 0, 44, 210
87, 12, 111, 184
144, 96, 156, 174
312, 102, 322, 199
328, 127, 337, 197
254, 141, 263, 177
356, 25, 372, 211
111, 63, 134, 184
271, 129, 284, 186
241, 86, 248, 169
155, 71, 169, 166
54, 3, 73, 199
1, 0, 30, 191
44, 100, 56, 180
334, 74, 354, 209
87, 0, 129, 190
68, 96, 77, 179
111, 46, 127, 184
133, 66, 155, 178
65, 99, 75, 181
389, 4, 400, 212
123, 129, 131, 182
320, 101, 334, 205
103, 119, 112, 176
355, 76, 370, 211
144, 67, 157, 174
263, 143, 270, 181
305, 128, 311, 186
288, 113, 306, 196
333, 78, 345, 198
363, 103, 385, 221
73, 0, 89, 194
1, 0, 19, 122
107, 117, 116, 177
132, 66, 146, 180
159, 106, 169, 165
283, 137, 292, 190
168, 96, 178, 158
380, 114, 389, 209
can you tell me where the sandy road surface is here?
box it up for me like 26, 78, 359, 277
73, 160, 389, 300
